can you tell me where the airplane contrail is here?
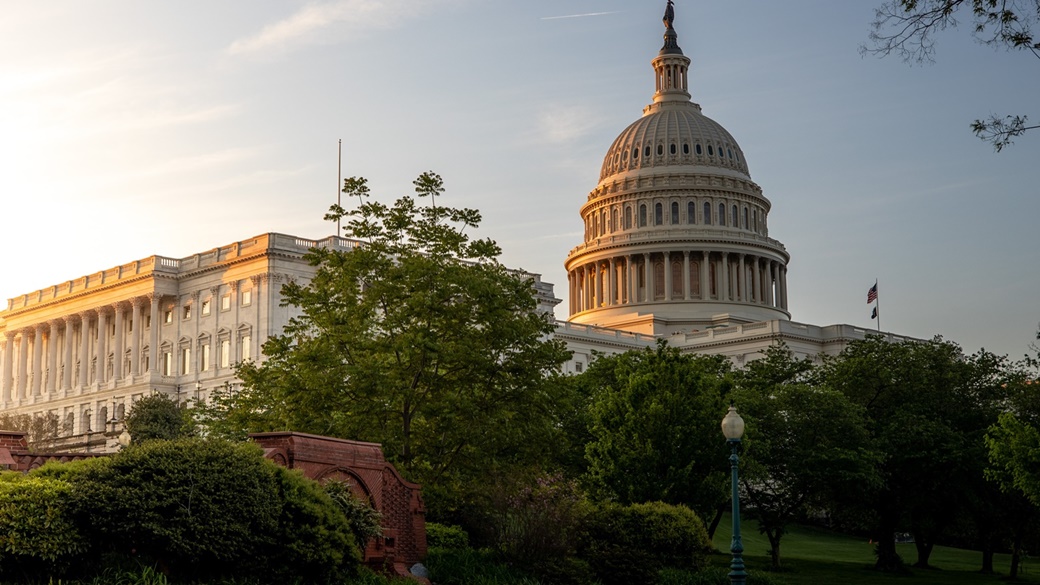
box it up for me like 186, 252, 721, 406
540, 11, 622, 20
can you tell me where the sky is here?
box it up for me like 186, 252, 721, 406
1, 0, 1038, 359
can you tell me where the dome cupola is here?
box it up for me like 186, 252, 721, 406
564, 1, 792, 336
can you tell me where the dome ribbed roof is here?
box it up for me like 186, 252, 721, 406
598, 103, 750, 183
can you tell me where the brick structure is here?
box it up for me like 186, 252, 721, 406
250, 432, 428, 581
0, 429, 103, 470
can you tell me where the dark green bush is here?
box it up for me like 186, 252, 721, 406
658, 567, 784, 585
324, 479, 383, 549
580, 501, 712, 585
426, 522, 469, 549
27, 438, 361, 584
0, 474, 84, 578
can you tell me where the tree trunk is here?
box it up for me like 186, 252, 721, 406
980, 547, 994, 574
874, 515, 902, 572
912, 531, 934, 568
706, 506, 724, 540
1010, 533, 1023, 580
766, 528, 783, 570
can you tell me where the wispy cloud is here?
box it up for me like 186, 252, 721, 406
228, 0, 459, 56
538, 105, 600, 145
540, 11, 621, 21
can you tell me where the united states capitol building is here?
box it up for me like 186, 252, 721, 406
0, 3, 909, 451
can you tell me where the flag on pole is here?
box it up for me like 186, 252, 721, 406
871, 306, 878, 320
867, 282, 878, 304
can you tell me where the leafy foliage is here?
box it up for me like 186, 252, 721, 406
733, 343, 879, 570
425, 522, 470, 550
580, 341, 731, 528
201, 172, 571, 517
863, 0, 1040, 150
0, 474, 84, 578
123, 394, 195, 444
323, 479, 383, 549
580, 501, 712, 585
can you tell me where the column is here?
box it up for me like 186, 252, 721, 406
752, 258, 762, 304
664, 252, 673, 301
78, 312, 91, 386
95, 307, 108, 385
149, 295, 160, 373
643, 253, 652, 302
62, 318, 74, 390
31, 324, 44, 397
700, 251, 710, 301
131, 298, 143, 376
682, 251, 690, 300
608, 258, 617, 306
46, 321, 59, 394
594, 262, 603, 308
628, 255, 637, 304
720, 253, 730, 302
780, 266, 789, 310
17, 330, 29, 399
738, 255, 746, 302
2, 333, 13, 402
112, 303, 125, 382
769, 262, 778, 307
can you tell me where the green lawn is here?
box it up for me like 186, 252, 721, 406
711, 516, 1040, 585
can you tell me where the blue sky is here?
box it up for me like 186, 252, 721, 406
1, 1, 1037, 359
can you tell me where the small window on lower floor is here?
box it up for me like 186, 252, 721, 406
575, 361, 584, 373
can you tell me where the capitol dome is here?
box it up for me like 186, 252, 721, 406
564, 0, 791, 336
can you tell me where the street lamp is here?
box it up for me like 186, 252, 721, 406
721, 404, 747, 585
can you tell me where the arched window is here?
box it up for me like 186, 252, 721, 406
644, 145, 651, 157
632, 147, 638, 160
612, 208, 619, 232
695, 143, 703, 155
708, 145, 715, 156
671, 202, 679, 224
672, 261, 683, 296
601, 209, 607, 234
732, 205, 739, 228
657, 144, 664, 156
753, 209, 758, 232
639, 204, 647, 227
654, 203, 663, 225
670, 144, 677, 155
687, 201, 695, 224
625, 206, 633, 229
703, 202, 712, 225
689, 261, 701, 298
743, 207, 749, 229
682, 143, 690, 155
719, 203, 726, 227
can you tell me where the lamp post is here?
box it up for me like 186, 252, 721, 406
721, 405, 747, 585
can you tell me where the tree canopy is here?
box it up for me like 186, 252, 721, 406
201, 172, 571, 517
865, 0, 1040, 150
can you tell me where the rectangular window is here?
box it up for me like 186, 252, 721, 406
162, 351, 173, 376
164, 310, 173, 324
241, 290, 252, 306
201, 344, 210, 372
201, 300, 211, 316
220, 340, 230, 368
180, 347, 191, 375
575, 361, 583, 373
221, 294, 231, 311
183, 305, 192, 320
145, 315, 151, 328
241, 336, 251, 361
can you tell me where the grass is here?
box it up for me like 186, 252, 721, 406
712, 515, 1040, 585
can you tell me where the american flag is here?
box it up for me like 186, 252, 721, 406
867, 282, 878, 304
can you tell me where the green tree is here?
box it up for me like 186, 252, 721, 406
864, 0, 1040, 150
124, 393, 195, 443
580, 341, 731, 535
821, 336, 1011, 571
733, 343, 878, 570
201, 172, 571, 517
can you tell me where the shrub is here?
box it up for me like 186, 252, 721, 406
123, 394, 195, 443
0, 475, 84, 578
658, 567, 785, 585
324, 479, 383, 549
580, 501, 712, 585
426, 522, 469, 549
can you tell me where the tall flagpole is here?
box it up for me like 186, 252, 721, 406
337, 139, 342, 237
875, 278, 880, 333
